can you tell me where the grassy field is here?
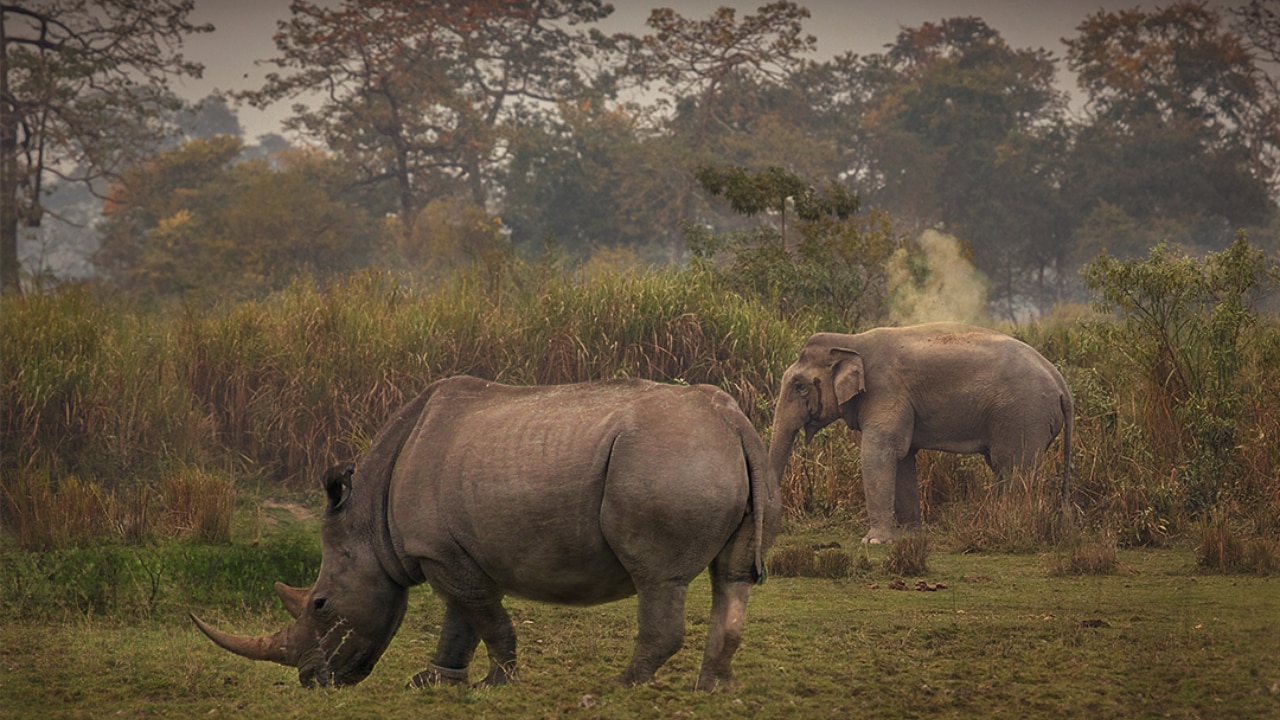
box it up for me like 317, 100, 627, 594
2, 514, 1277, 720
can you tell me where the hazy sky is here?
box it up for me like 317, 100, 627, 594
177, 1, 1241, 140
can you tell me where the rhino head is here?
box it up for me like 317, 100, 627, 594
191, 464, 410, 687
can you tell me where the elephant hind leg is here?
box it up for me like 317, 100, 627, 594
619, 582, 688, 687
988, 435, 1048, 486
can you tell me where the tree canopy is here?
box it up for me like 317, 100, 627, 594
1, 0, 212, 293
8, 1, 1279, 317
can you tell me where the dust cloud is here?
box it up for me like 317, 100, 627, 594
885, 229, 988, 325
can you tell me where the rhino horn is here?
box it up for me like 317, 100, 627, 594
190, 612, 294, 666
274, 582, 310, 619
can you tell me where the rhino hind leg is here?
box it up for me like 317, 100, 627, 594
695, 567, 753, 691
619, 582, 689, 686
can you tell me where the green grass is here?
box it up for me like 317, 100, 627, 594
2, 518, 1277, 719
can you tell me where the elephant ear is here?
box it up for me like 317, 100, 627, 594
830, 348, 865, 405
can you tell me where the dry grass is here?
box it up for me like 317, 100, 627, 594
1050, 529, 1120, 576
3, 265, 1279, 553
1198, 512, 1280, 575
161, 468, 235, 543
881, 532, 929, 576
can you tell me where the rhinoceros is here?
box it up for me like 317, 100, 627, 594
191, 376, 780, 691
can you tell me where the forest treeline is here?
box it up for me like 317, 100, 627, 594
6, 1, 1280, 318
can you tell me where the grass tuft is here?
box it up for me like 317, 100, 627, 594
1051, 529, 1119, 576
881, 532, 929, 576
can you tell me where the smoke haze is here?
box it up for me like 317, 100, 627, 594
886, 229, 989, 326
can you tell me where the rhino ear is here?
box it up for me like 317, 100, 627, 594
323, 463, 355, 512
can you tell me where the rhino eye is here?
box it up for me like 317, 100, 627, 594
313, 597, 328, 611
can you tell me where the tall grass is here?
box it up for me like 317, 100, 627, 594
2, 264, 801, 547
4, 254, 1279, 555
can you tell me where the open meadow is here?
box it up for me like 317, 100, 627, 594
1, 509, 1277, 719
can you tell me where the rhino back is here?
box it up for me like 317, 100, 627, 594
387, 379, 750, 605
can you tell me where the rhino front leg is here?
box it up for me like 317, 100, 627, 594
409, 605, 480, 688
619, 582, 688, 686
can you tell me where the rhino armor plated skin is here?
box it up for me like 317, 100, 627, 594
192, 376, 780, 691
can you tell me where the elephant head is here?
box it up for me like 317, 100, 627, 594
768, 333, 866, 482
191, 464, 409, 687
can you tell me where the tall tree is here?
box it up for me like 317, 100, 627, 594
0, 0, 211, 293
618, 1, 817, 257
834, 17, 1068, 313
238, 0, 613, 234
1064, 1, 1279, 242
96, 137, 377, 300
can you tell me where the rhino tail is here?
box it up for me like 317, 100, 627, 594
739, 416, 775, 585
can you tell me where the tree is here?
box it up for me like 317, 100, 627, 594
690, 163, 898, 328
499, 98, 642, 256
238, 0, 613, 234
831, 17, 1069, 314
1064, 2, 1279, 241
0, 0, 211, 293
96, 137, 377, 300
695, 163, 858, 252
618, 1, 817, 257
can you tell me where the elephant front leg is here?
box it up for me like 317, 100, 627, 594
860, 444, 899, 544
620, 582, 688, 686
895, 451, 921, 531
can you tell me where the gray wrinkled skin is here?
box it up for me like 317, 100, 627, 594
769, 323, 1073, 544
192, 377, 779, 691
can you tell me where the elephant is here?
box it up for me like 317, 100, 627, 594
191, 376, 780, 691
768, 323, 1072, 544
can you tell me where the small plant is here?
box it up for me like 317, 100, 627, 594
161, 468, 235, 543
813, 549, 853, 579
881, 532, 929, 576
1051, 530, 1119, 576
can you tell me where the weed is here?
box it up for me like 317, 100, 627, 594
881, 532, 929, 576
767, 545, 815, 578
1051, 529, 1119, 576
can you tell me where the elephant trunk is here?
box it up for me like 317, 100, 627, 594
768, 416, 801, 493
190, 612, 297, 667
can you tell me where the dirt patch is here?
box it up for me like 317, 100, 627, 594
261, 499, 313, 522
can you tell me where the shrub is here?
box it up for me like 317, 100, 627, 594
1198, 512, 1279, 575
